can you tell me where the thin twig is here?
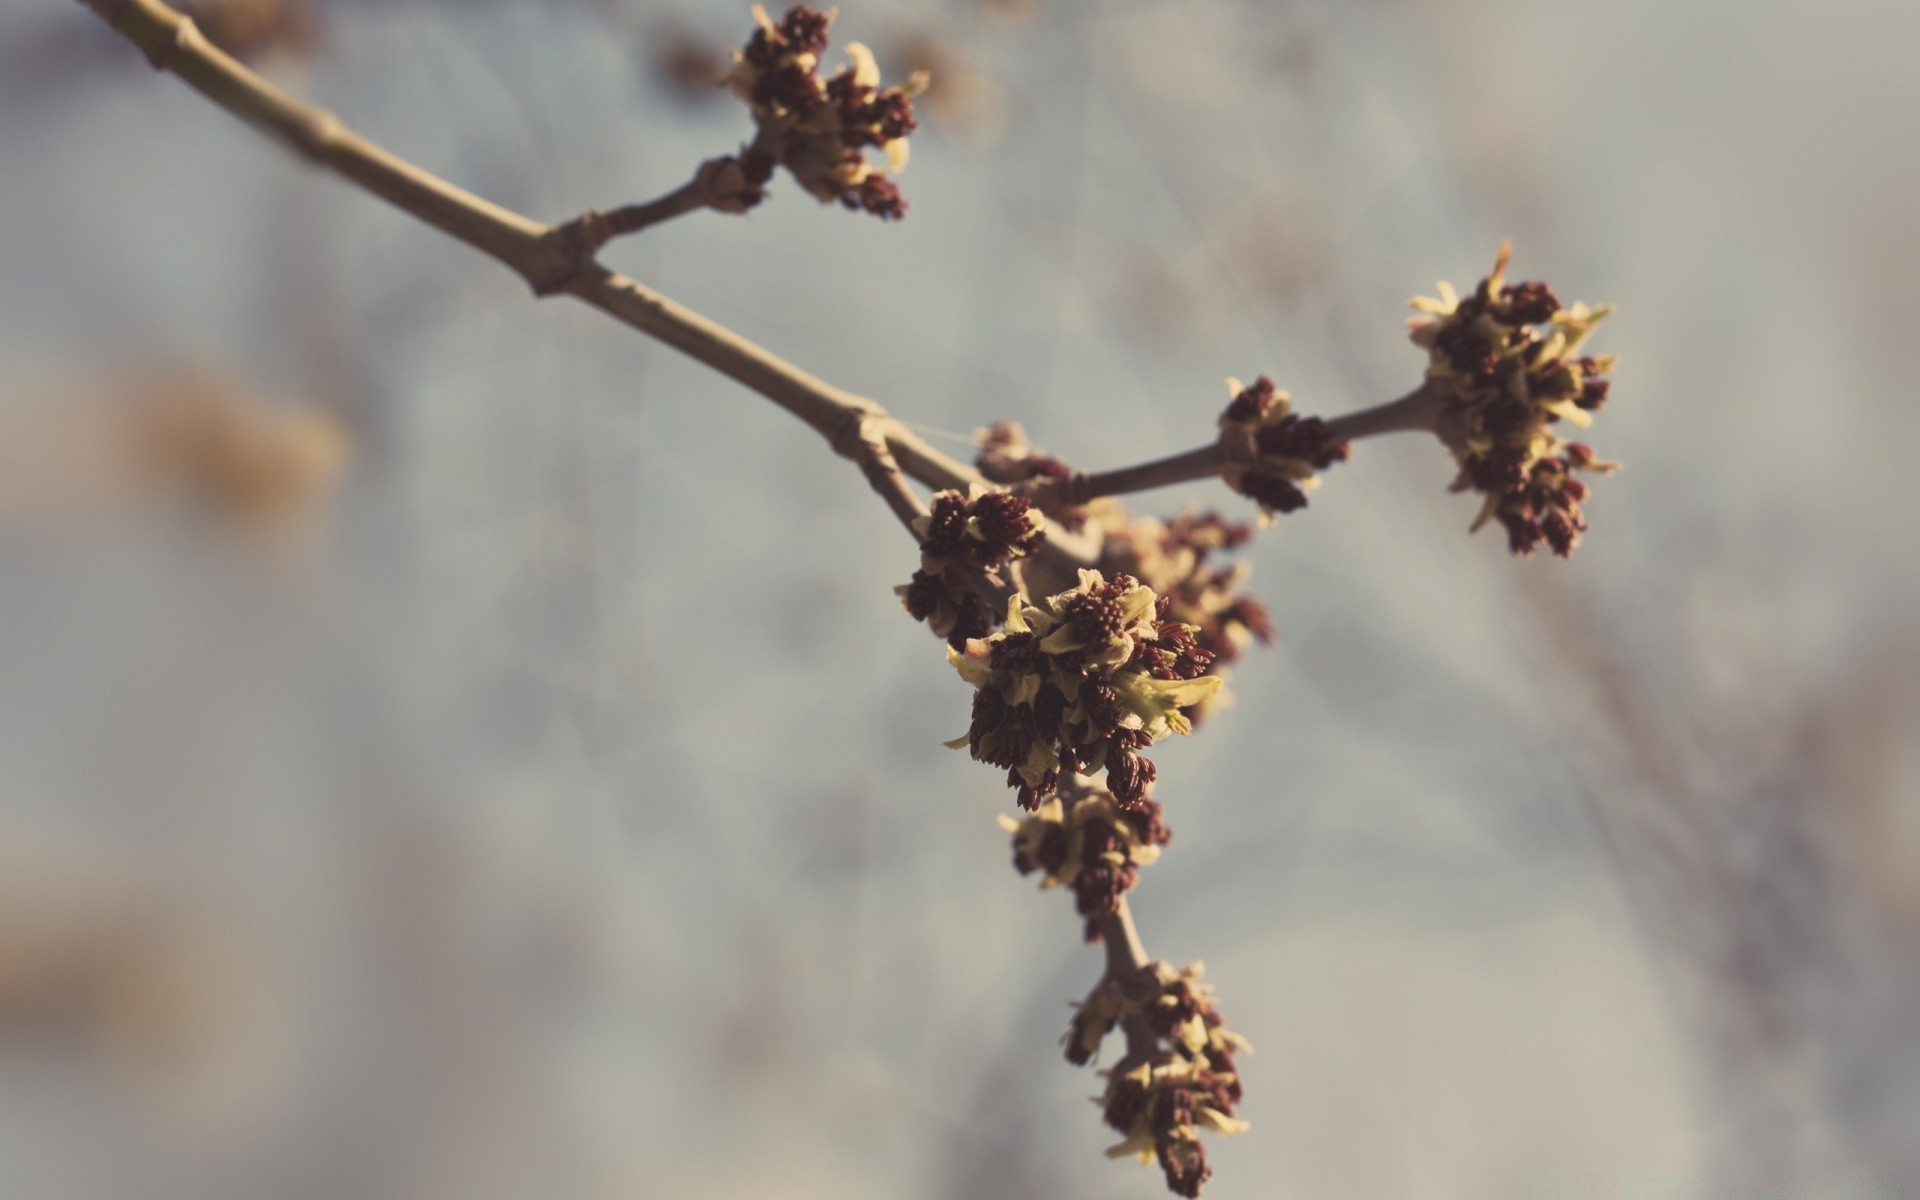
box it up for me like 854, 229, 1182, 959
550, 179, 711, 265
1101, 899, 1150, 976
1062, 444, 1223, 506
1320, 382, 1444, 441
1044, 383, 1444, 505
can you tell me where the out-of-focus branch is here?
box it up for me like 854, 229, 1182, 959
1041, 383, 1444, 505
76, 0, 981, 506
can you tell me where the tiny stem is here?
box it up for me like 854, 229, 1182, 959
1320, 382, 1443, 441
1101, 899, 1160, 1063
1101, 898, 1150, 977
1067, 444, 1223, 506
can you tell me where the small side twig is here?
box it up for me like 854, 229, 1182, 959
1038, 383, 1444, 506
833, 411, 929, 534
1099, 901, 1162, 1063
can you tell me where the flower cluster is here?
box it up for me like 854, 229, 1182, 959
1000, 786, 1171, 940
1070, 961, 1251, 1198
948, 570, 1222, 811
896, 484, 1043, 647
974, 420, 1089, 533
1485, 440, 1619, 557
725, 5, 927, 219
1216, 376, 1352, 519
1099, 509, 1273, 724
1408, 243, 1619, 556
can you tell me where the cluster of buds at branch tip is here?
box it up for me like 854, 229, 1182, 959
1071, 961, 1251, 1197
896, 484, 1043, 647
1408, 242, 1620, 556
1001, 783, 1170, 941
1216, 376, 1352, 521
726, 5, 928, 219
947, 570, 1221, 812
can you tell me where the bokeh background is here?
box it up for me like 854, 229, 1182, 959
1, 0, 1915, 1196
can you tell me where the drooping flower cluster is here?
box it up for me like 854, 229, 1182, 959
1408, 243, 1619, 556
1099, 509, 1273, 724
949, 571, 1222, 811
1000, 785, 1171, 940
1069, 961, 1251, 1198
724, 5, 927, 218
896, 484, 1043, 647
1216, 376, 1352, 519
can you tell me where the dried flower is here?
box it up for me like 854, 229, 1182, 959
1099, 508, 1272, 724
896, 484, 1042, 647
1076, 961, 1251, 1198
915, 483, 1044, 569
725, 5, 928, 219
1487, 442, 1619, 557
1408, 243, 1619, 555
899, 568, 996, 647
1216, 376, 1351, 520
947, 571, 1221, 812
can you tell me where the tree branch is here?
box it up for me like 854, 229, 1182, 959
76, 0, 983, 505
832, 412, 929, 535
1042, 383, 1445, 505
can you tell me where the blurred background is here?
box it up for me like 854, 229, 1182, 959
0, 0, 1915, 1196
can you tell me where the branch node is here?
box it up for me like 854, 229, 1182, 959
828, 407, 873, 462
288, 111, 343, 162
147, 13, 197, 71
529, 212, 608, 297
832, 412, 928, 534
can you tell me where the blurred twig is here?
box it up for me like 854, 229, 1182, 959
1522, 570, 1920, 1186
